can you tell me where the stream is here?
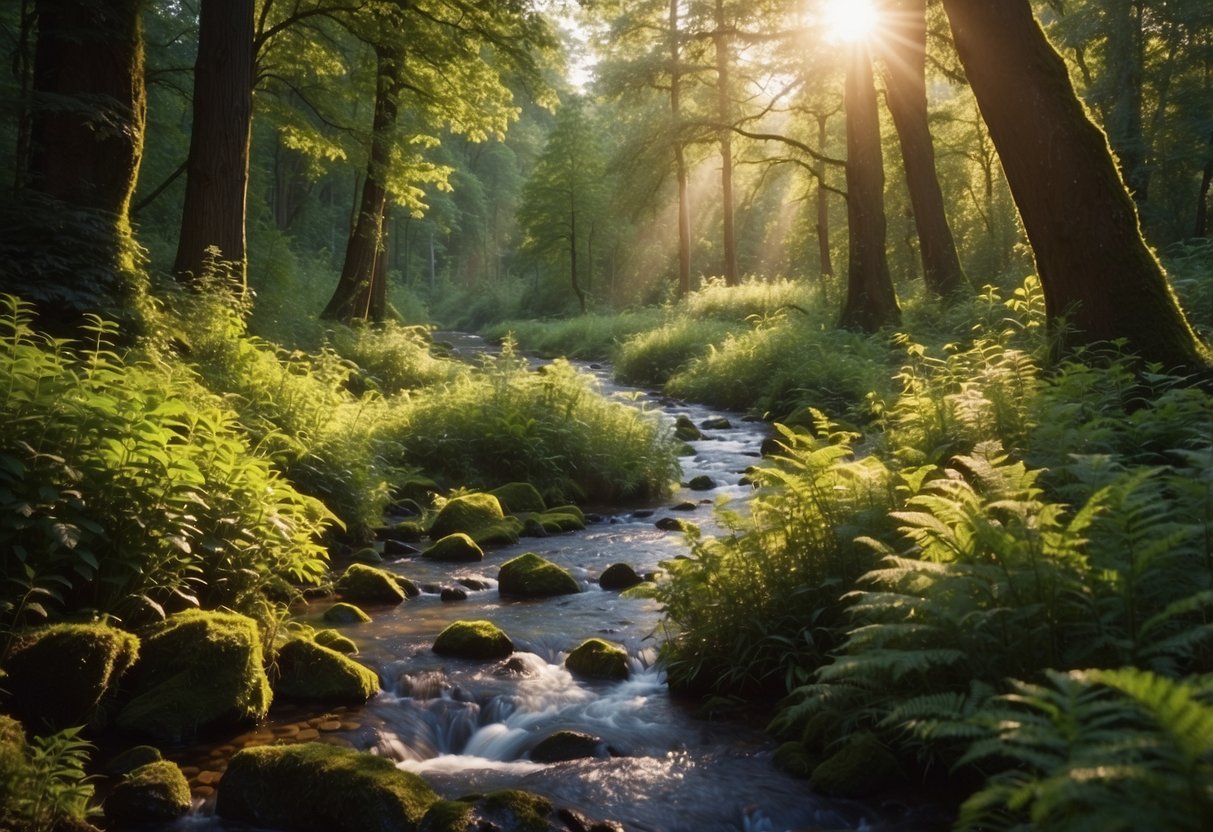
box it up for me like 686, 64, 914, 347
157, 334, 942, 832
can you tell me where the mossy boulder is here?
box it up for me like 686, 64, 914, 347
314, 629, 358, 654
1, 623, 139, 731
335, 564, 406, 605
598, 563, 643, 591
619, 582, 658, 600
217, 743, 438, 832
674, 416, 702, 441
498, 553, 580, 598
394, 575, 422, 598
420, 790, 554, 832
808, 731, 901, 798
429, 493, 507, 541
104, 745, 163, 777
104, 760, 191, 825
274, 638, 379, 704
489, 482, 547, 515
117, 610, 271, 742
530, 730, 602, 763
537, 508, 585, 534
422, 533, 484, 563
349, 547, 384, 564
772, 741, 815, 779
386, 520, 427, 542
565, 639, 628, 681
324, 602, 372, 624
432, 620, 513, 660
686, 475, 716, 491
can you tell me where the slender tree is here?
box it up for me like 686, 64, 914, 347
713, 0, 738, 286
940, 0, 1208, 370
671, 0, 693, 297
838, 41, 900, 332
880, 0, 967, 297
173, 0, 254, 291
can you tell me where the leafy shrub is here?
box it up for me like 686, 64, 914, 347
0, 720, 97, 831
681, 276, 818, 324
614, 317, 740, 387
387, 340, 678, 503
328, 321, 457, 394
0, 296, 332, 627
482, 309, 660, 361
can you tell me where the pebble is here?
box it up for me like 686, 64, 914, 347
319, 720, 343, 732
196, 770, 222, 785
297, 728, 320, 741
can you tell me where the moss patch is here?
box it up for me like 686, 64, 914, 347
104, 760, 191, 825
117, 610, 270, 742
433, 620, 513, 660
335, 564, 406, 605
599, 563, 642, 591
489, 482, 547, 514
422, 533, 484, 563
217, 743, 438, 832
418, 799, 474, 832
314, 629, 358, 654
105, 745, 163, 777
497, 553, 580, 598
2, 623, 139, 731
324, 602, 372, 624
565, 639, 628, 681
809, 732, 901, 798
274, 639, 379, 704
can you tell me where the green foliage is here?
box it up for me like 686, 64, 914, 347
482, 310, 661, 361
388, 340, 678, 503
0, 296, 332, 627
0, 723, 97, 831
956, 669, 1213, 832
615, 317, 741, 387
328, 322, 457, 395
658, 419, 896, 697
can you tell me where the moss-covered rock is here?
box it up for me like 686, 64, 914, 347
386, 520, 428, 542
674, 416, 702, 441
104, 745, 163, 777
117, 610, 270, 742
489, 482, 547, 515
422, 533, 484, 563
432, 620, 513, 660
808, 732, 901, 798
686, 475, 716, 491
429, 493, 506, 541
335, 564, 406, 605
598, 563, 643, 591
565, 639, 628, 681
323, 602, 372, 624
349, 546, 383, 564
217, 743, 438, 832
420, 790, 554, 832
104, 760, 191, 825
274, 639, 379, 704
530, 730, 602, 763
498, 553, 580, 598
537, 509, 585, 534
772, 741, 815, 779
619, 582, 658, 600
394, 575, 422, 598
1, 623, 139, 731
314, 629, 358, 654
470, 517, 525, 546
0, 716, 29, 818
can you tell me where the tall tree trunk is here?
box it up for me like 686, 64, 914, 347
173, 0, 254, 292
570, 205, 586, 313
714, 0, 738, 286
940, 0, 1208, 370
322, 45, 400, 322
671, 0, 691, 297
882, 0, 968, 298
12, 0, 35, 190
815, 113, 834, 278
10, 0, 147, 330
838, 44, 900, 332
1104, 0, 1149, 205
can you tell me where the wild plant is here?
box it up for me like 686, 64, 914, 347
482, 310, 661, 361
955, 668, 1213, 832
12, 726, 97, 829
614, 316, 740, 387
680, 276, 819, 324
658, 416, 897, 696
328, 321, 457, 394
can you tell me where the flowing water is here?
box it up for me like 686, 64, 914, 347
157, 334, 942, 832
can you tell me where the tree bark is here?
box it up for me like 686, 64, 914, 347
322, 45, 400, 322
940, 0, 1208, 370
714, 0, 738, 286
838, 44, 900, 332
671, 0, 691, 298
173, 0, 254, 292
1103, 0, 1149, 205
882, 0, 967, 298
815, 113, 834, 278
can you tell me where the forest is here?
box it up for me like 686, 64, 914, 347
0, 0, 1211, 830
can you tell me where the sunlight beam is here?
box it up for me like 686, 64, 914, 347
824, 0, 880, 43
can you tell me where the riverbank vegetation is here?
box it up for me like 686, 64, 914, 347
2, 0, 1213, 829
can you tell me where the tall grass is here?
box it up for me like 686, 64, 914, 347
483, 309, 661, 361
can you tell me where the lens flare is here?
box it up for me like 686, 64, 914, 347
824, 0, 879, 43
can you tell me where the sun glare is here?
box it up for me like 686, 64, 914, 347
824, 0, 879, 43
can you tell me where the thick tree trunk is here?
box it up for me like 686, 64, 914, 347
1104, 0, 1149, 205
838, 44, 900, 332
815, 113, 834, 278
882, 0, 968, 298
322, 45, 400, 322
940, 0, 1208, 370
714, 0, 737, 286
28, 0, 145, 217
10, 0, 147, 330
671, 0, 691, 298
173, 0, 254, 292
